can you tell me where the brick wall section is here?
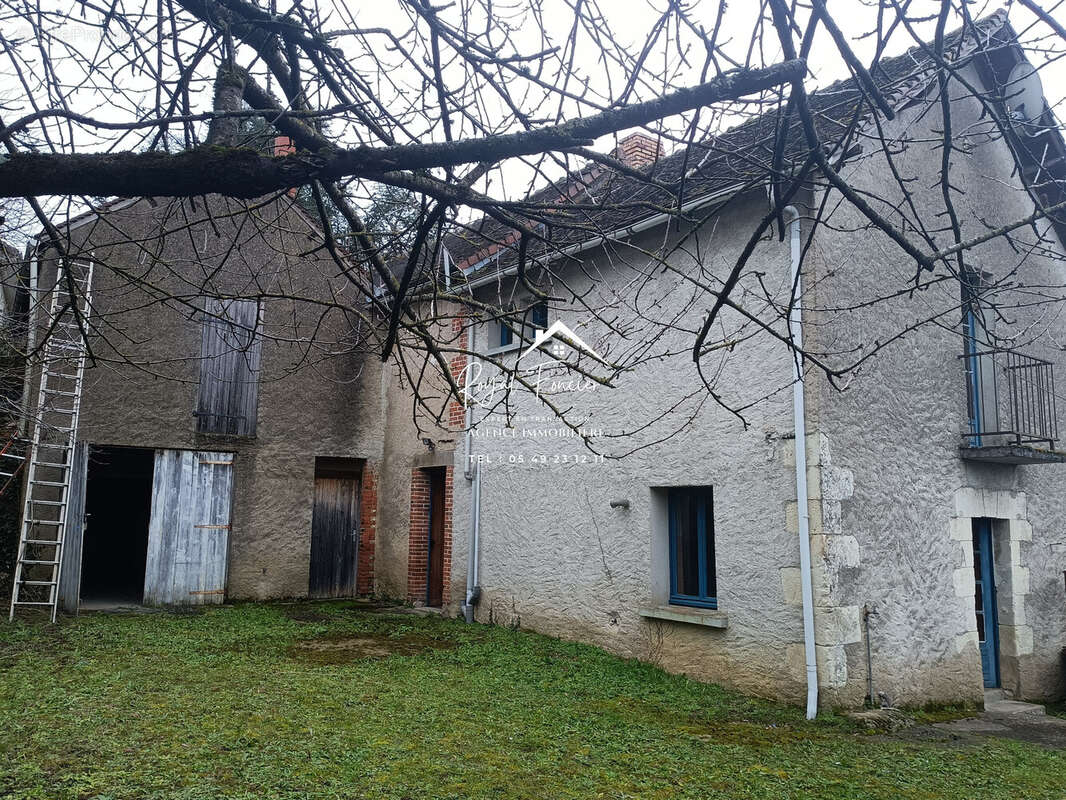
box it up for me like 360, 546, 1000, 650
406, 466, 453, 605
406, 469, 430, 602
447, 314, 468, 431
357, 462, 377, 595
442, 467, 453, 604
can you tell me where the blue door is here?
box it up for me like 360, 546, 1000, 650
972, 519, 1000, 688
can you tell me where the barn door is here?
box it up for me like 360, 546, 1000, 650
56, 442, 89, 613
309, 465, 360, 598
144, 450, 233, 605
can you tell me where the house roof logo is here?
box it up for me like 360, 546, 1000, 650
519, 319, 607, 364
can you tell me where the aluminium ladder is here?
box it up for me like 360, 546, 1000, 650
8, 260, 93, 622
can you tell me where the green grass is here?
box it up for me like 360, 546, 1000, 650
0, 602, 1063, 799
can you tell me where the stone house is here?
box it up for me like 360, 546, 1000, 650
403, 12, 1066, 710
12, 11, 1066, 711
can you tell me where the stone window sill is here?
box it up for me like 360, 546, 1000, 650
484, 342, 521, 357
638, 605, 729, 629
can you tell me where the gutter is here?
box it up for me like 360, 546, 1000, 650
460, 183, 746, 291
785, 204, 819, 720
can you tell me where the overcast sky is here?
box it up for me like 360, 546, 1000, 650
2, 1, 1065, 241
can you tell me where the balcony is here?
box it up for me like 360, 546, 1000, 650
959, 348, 1066, 464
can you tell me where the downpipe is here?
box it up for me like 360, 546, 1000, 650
863, 604, 877, 706
785, 204, 819, 720
462, 365, 482, 622
463, 462, 482, 622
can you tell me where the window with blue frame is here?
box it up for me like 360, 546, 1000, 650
668, 486, 717, 608
491, 301, 548, 351
498, 317, 514, 348
531, 301, 548, 330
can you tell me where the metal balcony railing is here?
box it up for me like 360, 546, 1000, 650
962, 348, 1058, 449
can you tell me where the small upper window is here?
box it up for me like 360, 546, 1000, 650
485, 300, 549, 354
668, 486, 716, 608
498, 316, 514, 348
531, 301, 548, 330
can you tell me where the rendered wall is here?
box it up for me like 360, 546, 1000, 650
807, 63, 1066, 705
34, 196, 384, 601
448, 191, 815, 702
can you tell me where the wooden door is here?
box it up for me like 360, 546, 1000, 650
56, 442, 88, 613
309, 474, 360, 598
426, 468, 445, 607
144, 450, 233, 605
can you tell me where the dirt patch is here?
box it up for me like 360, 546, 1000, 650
288, 632, 455, 664
281, 605, 331, 623
846, 707, 913, 732
681, 721, 817, 748
892, 713, 1066, 750
280, 600, 398, 623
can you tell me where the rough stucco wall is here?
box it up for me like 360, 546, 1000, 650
446, 191, 813, 702
374, 313, 460, 602
809, 65, 1066, 704
35, 196, 384, 600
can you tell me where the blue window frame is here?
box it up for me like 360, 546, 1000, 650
531, 301, 548, 330
499, 318, 514, 348
962, 270, 984, 445
668, 487, 717, 608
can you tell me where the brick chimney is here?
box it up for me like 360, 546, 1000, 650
612, 132, 663, 169
273, 136, 298, 197
273, 136, 295, 157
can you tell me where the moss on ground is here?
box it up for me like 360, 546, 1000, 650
0, 602, 1063, 799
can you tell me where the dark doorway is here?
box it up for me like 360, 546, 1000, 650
309, 457, 361, 598
426, 467, 446, 607
80, 446, 155, 605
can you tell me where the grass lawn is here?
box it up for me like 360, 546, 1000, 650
1, 602, 1063, 799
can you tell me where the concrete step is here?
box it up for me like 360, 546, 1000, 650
985, 692, 1046, 718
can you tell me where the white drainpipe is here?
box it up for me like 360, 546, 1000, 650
462, 336, 481, 623
785, 204, 818, 720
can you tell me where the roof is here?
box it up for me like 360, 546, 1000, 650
444, 9, 1032, 281
0, 239, 27, 317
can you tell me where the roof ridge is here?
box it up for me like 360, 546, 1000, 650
444, 9, 1015, 273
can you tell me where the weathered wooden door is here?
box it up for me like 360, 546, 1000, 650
426, 468, 445, 607
309, 474, 360, 598
56, 442, 88, 613
144, 450, 233, 605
